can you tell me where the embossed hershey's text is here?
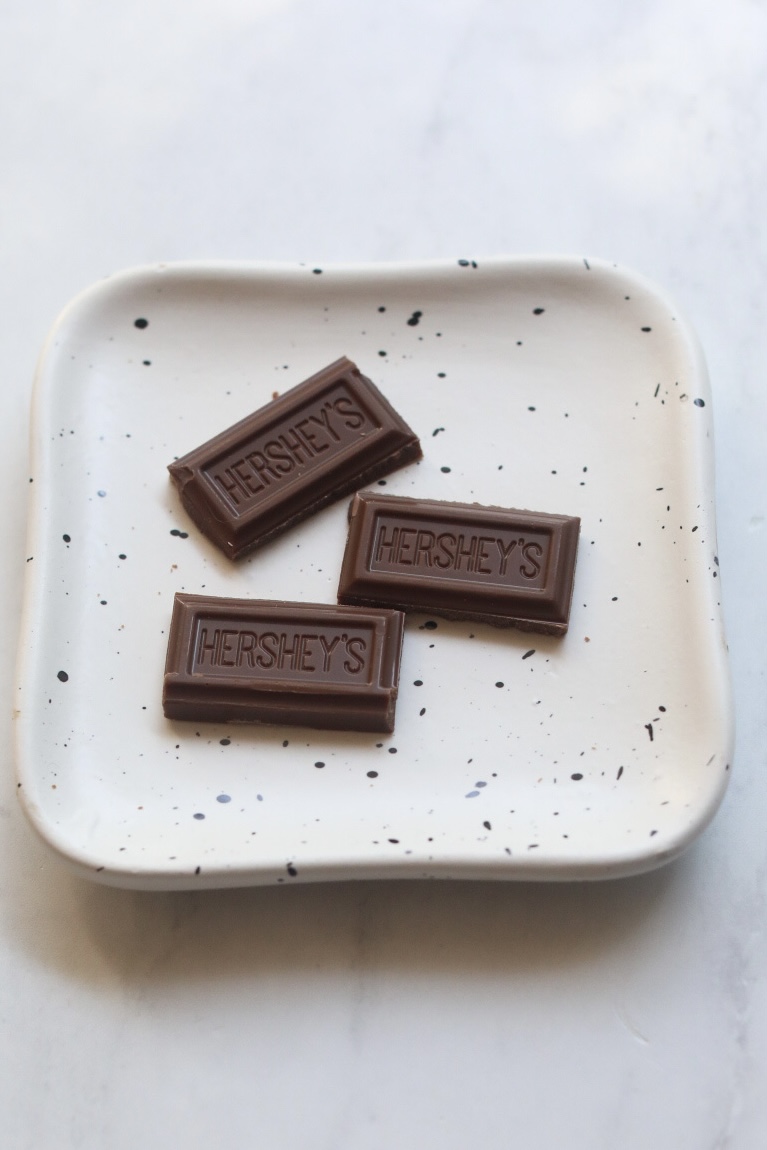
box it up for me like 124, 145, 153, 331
205, 384, 376, 510
192, 619, 371, 681
369, 516, 550, 588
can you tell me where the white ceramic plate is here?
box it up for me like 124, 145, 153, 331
15, 257, 733, 889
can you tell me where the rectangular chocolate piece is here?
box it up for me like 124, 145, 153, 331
337, 493, 580, 634
163, 594, 405, 732
168, 357, 421, 559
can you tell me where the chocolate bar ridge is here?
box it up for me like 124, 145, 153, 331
337, 492, 580, 635
168, 357, 421, 559
163, 594, 405, 732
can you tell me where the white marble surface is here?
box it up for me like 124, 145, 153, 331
0, 2, 765, 1146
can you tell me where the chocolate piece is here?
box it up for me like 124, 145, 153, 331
163, 594, 404, 732
337, 492, 580, 634
168, 357, 421, 559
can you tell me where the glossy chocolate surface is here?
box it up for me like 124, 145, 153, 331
337, 492, 580, 634
168, 357, 421, 559
163, 594, 404, 731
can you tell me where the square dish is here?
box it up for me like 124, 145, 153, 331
15, 256, 733, 888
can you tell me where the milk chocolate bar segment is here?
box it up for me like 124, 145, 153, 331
168, 357, 421, 560
337, 493, 580, 634
163, 594, 404, 731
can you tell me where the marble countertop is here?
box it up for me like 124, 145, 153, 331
1, 2, 765, 1146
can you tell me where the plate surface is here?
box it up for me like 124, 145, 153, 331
15, 257, 733, 888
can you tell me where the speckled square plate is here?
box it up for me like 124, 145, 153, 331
14, 257, 733, 889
